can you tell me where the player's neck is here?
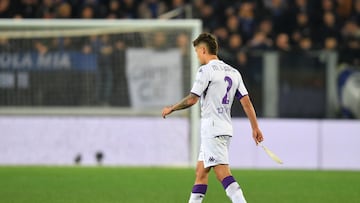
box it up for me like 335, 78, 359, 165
204, 55, 218, 64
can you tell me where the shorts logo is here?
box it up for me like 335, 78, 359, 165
208, 156, 216, 163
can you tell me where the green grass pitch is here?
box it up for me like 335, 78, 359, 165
0, 166, 359, 203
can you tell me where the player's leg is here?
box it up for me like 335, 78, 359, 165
212, 135, 247, 203
213, 164, 247, 203
188, 161, 210, 203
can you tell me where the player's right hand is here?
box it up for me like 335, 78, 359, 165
162, 106, 173, 118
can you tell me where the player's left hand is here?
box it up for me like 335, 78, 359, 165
252, 128, 264, 145
162, 106, 173, 118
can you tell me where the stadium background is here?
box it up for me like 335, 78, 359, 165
0, 0, 360, 202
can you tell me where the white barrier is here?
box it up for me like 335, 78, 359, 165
0, 116, 359, 169
230, 119, 360, 170
320, 120, 360, 170
0, 116, 189, 166
230, 119, 320, 169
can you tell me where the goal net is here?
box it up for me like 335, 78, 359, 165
0, 19, 200, 112
0, 19, 202, 165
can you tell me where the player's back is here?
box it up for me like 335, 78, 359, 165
198, 59, 247, 137
201, 60, 241, 119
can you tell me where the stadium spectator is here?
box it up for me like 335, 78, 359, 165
34, 40, 49, 55
166, 0, 187, 19
121, 0, 138, 18
257, 18, 275, 40
290, 0, 312, 14
151, 31, 169, 50
79, 5, 95, 19
36, 0, 56, 19
228, 33, 243, 52
323, 37, 338, 50
110, 35, 130, 106
339, 36, 360, 66
237, 2, 257, 43
314, 11, 342, 48
336, 0, 353, 22
176, 32, 192, 95
291, 12, 312, 45
351, 0, 360, 24
235, 50, 248, 71
0, 38, 12, 52
262, 0, 291, 34
17, 0, 38, 18
247, 31, 273, 50
297, 37, 313, 51
92, 0, 138, 19
221, 33, 244, 66
226, 14, 241, 35
191, 0, 205, 19
214, 27, 230, 64
196, 2, 218, 32
321, 0, 338, 13
106, 0, 122, 19
275, 33, 291, 52
56, 2, 72, 18
96, 34, 114, 105
313, 0, 338, 27
340, 20, 359, 65
213, 26, 229, 50
341, 20, 360, 40
137, 0, 167, 19
0, 0, 14, 18
263, 0, 286, 10
176, 32, 190, 56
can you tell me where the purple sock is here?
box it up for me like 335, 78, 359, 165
192, 184, 208, 194
222, 176, 236, 189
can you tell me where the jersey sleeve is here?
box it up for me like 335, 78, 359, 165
235, 72, 248, 99
190, 66, 211, 97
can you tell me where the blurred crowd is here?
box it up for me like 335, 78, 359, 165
0, 0, 359, 67
194, 0, 359, 68
0, 0, 359, 116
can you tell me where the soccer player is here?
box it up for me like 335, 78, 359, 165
161, 33, 264, 203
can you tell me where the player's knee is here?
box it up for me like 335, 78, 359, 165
214, 165, 231, 182
195, 169, 208, 182
215, 172, 229, 182
195, 170, 206, 179
215, 173, 222, 182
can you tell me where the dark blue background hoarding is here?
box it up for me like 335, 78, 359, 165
0, 52, 97, 71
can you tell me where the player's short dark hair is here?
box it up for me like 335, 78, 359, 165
192, 33, 218, 55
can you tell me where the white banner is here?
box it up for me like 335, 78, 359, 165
126, 48, 183, 108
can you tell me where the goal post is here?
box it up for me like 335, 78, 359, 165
0, 19, 202, 166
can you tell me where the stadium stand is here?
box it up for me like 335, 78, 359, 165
0, 0, 359, 118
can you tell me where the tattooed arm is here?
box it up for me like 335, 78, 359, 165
162, 93, 199, 118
